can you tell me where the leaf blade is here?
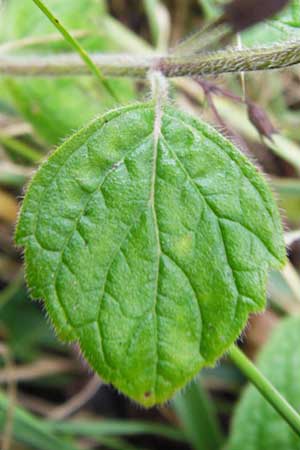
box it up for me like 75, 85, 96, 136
16, 103, 286, 406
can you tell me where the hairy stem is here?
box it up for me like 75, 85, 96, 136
229, 345, 300, 437
0, 40, 299, 77
31, 0, 119, 101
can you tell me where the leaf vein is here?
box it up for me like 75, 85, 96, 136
49, 134, 152, 324
160, 136, 241, 316
161, 252, 204, 358
164, 112, 275, 225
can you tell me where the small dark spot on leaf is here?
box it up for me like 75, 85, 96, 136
144, 391, 151, 398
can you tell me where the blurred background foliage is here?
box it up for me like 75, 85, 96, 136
0, 0, 300, 449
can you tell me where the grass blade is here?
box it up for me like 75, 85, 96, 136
46, 419, 186, 442
173, 379, 223, 450
0, 391, 80, 450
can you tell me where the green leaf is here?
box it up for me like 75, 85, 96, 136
0, 0, 135, 144
15, 103, 286, 407
228, 316, 300, 450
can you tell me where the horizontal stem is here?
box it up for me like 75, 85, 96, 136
229, 345, 300, 437
0, 40, 299, 78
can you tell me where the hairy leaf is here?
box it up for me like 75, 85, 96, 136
16, 103, 286, 406
228, 316, 300, 450
0, 0, 134, 144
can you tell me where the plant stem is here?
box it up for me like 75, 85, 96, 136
228, 345, 300, 437
31, 0, 119, 102
0, 39, 300, 78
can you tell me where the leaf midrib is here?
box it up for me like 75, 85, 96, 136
150, 104, 162, 398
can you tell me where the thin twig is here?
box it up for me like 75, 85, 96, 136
0, 357, 77, 383
205, 90, 229, 129
201, 81, 250, 152
196, 77, 244, 103
47, 374, 102, 420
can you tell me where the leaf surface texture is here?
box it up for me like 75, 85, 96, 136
16, 103, 286, 406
